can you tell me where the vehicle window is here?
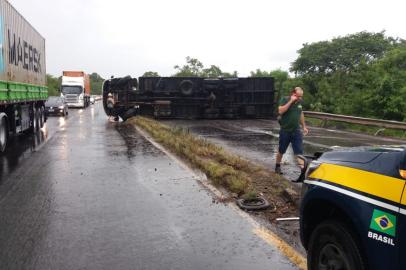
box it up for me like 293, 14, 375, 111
61, 86, 82, 95
46, 97, 63, 106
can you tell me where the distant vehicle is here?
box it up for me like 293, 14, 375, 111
61, 71, 91, 108
299, 146, 406, 270
90, 96, 95, 104
45, 96, 68, 117
0, 0, 47, 152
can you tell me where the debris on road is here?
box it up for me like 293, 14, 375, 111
236, 197, 274, 211
281, 188, 299, 203
276, 217, 300, 222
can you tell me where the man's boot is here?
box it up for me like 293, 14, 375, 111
275, 164, 282, 175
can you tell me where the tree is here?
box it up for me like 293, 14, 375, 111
288, 31, 406, 119
173, 57, 204, 77
173, 57, 237, 78
89, 72, 104, 95
291, 31, 404, 76
270, 69, 289, 99
202, 65, 223, 78
47, 74, 60, 96
249, 69, 271, 77
142, 71, 160, 77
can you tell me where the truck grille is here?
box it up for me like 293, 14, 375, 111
65, 94, 79, 103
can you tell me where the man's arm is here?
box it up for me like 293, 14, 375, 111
278, 95, 298, 115
300, 112, 309, 135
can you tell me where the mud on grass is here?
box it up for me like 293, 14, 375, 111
127, 116, 302, 252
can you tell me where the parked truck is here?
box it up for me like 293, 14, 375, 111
61, 71, 91, 108
0, 0, 47, 152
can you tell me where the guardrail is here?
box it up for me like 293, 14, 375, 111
304, 111, 406, 130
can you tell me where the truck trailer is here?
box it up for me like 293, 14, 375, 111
61, 71, 91, 108
102, 76, 275, 120
0, 0, 47, 152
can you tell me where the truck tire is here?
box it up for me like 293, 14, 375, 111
120, 108, 137, 122
307, 220, 365, 270
0, 114, 8, 153
39, 107, 45, 128
179, 80, 194, 96
31, 108, 39, 133
236, 197, 272, 211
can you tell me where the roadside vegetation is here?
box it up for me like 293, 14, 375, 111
146, 31, 406, 123
128, 116, 290, 198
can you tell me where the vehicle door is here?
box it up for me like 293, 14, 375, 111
398, 151, 406, 269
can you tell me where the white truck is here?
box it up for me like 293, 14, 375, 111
0, 0, 47, 152
61, 71, 91, 108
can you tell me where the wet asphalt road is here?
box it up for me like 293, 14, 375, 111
162, 119, 406, 181
0, 103, 298, 270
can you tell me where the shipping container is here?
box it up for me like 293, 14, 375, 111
0, 0, 47, 152
0, 0, 46, 86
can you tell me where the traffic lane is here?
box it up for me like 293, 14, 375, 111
0, 103, 298, 270
0, 109, 71, 182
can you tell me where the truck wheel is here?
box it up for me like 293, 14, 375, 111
0, 114, 8, 152
39, 107, 45, 128
32, 108, 39, 133
307, 220, 365, 270
120, 108, 137, 122
179, 80, 194, 96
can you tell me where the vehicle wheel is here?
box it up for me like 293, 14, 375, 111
307, 220, 365, 270
179, 80, 194, 96
0, 114, 8, 152
39, 107, 45, 128
32, 108, 39, 133
236, 197, 272, 211
120, 108, 137, 122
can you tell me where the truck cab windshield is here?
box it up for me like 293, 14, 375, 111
61, 86, 83, 95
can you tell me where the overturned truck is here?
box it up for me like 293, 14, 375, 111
102, 76, 275, 120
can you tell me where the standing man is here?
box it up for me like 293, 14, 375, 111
275, 87, 309, 175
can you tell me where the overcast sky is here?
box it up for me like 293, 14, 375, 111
8, 0, 406, 79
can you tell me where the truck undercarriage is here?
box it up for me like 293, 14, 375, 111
102, 76, 276, 120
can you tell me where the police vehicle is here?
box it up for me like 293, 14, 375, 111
299, 146, 406, 270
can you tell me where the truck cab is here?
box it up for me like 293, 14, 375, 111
61, 71, 90, 108
299, 146, 406, 270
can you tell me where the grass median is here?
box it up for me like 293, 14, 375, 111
128, 116, 290, 198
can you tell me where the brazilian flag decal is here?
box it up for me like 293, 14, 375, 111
370, 209, 397, 237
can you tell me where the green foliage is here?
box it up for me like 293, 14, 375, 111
89, 72, 104, 95
142, 71, 160, 77
46, 74, 60, 96
270, 69, 289, 101
173, 56, 237, 78
291, 31, 404, 76
289, 31, 406, 121
249, 69, 272, 77
173, 57, 204, 77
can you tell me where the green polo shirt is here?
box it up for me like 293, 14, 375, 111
279, 96, 303, 132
